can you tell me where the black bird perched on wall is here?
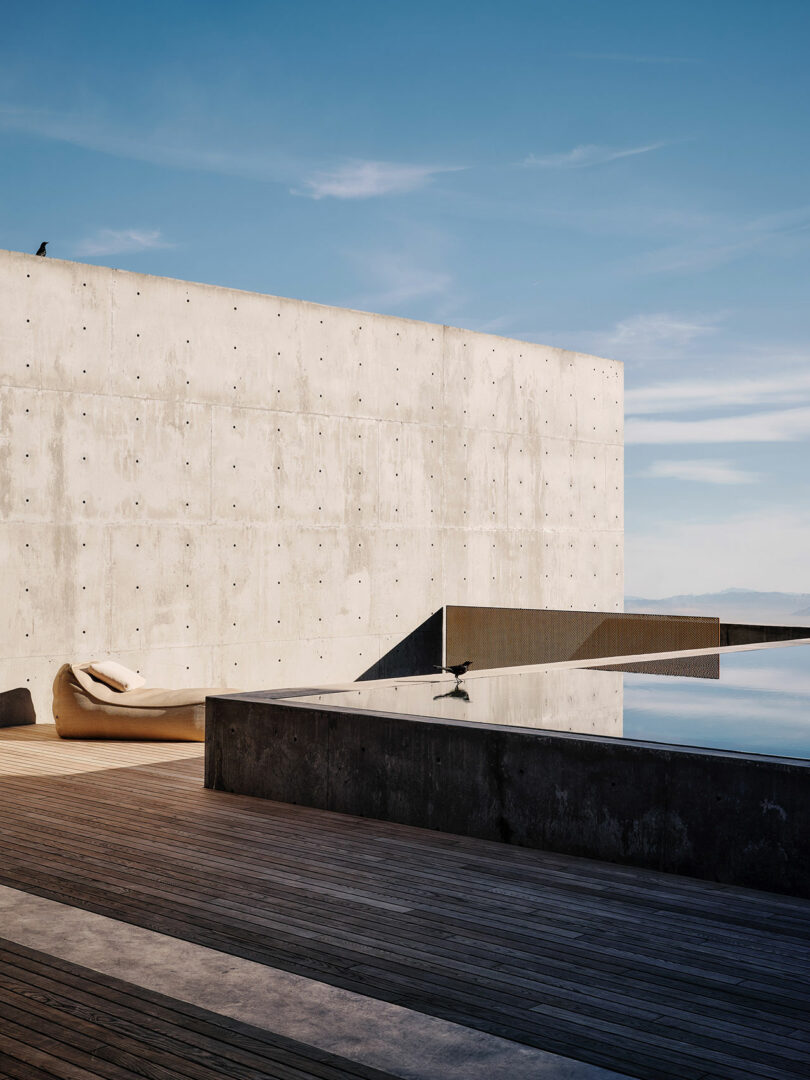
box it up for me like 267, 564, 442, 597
434, 659, 473, 682
35, 242, 47, 256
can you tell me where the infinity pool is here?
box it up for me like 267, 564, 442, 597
622, 642, 810, 759
294, 641, 810, 759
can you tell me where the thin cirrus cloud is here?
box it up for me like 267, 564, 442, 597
349, 248, 458, 317
75, 229, 172, 257
293, 160, 463, 200
0, 104, 297, 182
623, 687, 807, 726
603, 312, 718, 358
639, 460, 760, 485
523, 142, 667, 169
632, 205, 810, 274
1, 104, 460, 202
626, 369, 810, 416
626, 405, 810, 444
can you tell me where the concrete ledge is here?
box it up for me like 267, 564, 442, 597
206, 693, 810, 898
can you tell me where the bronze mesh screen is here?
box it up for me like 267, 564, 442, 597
593, 653, 720, 679
446, 606, 720, 670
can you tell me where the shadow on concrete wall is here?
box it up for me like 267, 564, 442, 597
358, 610, 443, 681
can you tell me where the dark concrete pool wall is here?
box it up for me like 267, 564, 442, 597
206, 692, 810, 898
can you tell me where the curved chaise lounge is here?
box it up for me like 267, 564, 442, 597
53, 663, 238, 741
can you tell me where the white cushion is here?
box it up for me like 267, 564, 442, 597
86, 660, 146, 693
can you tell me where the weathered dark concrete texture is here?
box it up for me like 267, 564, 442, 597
0, 687, 35, 727
720, 623, 810, 646
207, 693, 810, 897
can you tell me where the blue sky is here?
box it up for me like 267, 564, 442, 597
3, 1, 809, 597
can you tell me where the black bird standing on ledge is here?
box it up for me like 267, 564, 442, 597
35, 242, 47, 256
434, 659, 473, 682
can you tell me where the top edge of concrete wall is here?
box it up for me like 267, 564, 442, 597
1, 248, 622, 373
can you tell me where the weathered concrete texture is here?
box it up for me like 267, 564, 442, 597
1, 249, 623, 718
207, 694, 810, 897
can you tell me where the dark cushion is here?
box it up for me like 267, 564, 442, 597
0, 688, 36, 727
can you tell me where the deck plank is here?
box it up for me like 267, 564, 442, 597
1, 725, 809, 1080
0, 939, 403, 1080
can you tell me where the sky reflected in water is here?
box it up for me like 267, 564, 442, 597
295, 643, 810, 760
623, 643, 810, 759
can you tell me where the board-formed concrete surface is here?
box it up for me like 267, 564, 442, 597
0, 249, 623, 718
207, 684, 810, 896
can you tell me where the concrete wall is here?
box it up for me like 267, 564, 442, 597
207, 692, 810, 897
0, 249, 623, 719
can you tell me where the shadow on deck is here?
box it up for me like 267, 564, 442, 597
1, 725, 809, 1080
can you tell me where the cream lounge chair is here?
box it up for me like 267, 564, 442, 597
53, 662, 238, 741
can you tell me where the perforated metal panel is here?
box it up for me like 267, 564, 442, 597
593, 653, 720, 679
446, 605, 719, 669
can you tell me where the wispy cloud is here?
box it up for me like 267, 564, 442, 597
0, 104, 467, 204
294, 160, 462, 200
0, 104, 297, 181
569, 52, 696, 65
709, 667, 810, 696
624, 686, 809, 726
633, 205, 810, 274
352, 251, 456, 311
543, 311, 722, 368
524, 142, 666, 169
606, 312, 718, 356
1, 105, 464, 204
639, 459, 760, 485
627, 405, 810, 444
626, 509, 810, 595
75, 228, 172, 257
627, 369, 810, 416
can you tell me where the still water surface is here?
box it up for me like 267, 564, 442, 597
293, 643, 810, 760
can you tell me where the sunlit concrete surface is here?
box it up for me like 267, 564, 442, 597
0, 248, 623, 719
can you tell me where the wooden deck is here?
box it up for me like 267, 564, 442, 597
0, 937, 398, 1080
1, 724, 809, 1080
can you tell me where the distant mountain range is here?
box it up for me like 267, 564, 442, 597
625, 589, 810, 626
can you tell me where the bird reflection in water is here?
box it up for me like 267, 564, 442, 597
433, 686, 470, 703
